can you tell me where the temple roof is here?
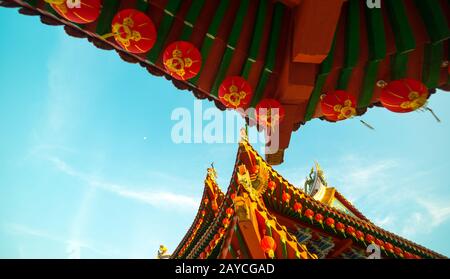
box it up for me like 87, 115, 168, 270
3, 0, 449, 165
172, 137, 446, 259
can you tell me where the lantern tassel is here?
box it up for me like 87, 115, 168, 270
425, 107, 441, 123
360, 120, 375, 130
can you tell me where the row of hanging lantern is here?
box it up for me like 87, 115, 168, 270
48, 2, 434, 127
320, 78, 433, 124
46, 1, 287, 129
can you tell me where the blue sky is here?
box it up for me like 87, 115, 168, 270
0, 9, 449, 259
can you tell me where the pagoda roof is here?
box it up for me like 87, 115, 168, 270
3, 0, 449, 165
172, 137, 446, 259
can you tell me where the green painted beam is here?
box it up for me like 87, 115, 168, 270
179, 0, 206, 40
250, 3, 284, 107
390, 52, 409, 80
358, 61, 380, 107
228, 244, 237, 259
95, 0, 120, 35
304, 35, 337, 121
136, 0, 149, 12
241, 0, 268, 79
337, 0, 360, 89
234, 225, 250, 259
210, 0, 250, 97
189, 0, 230, 85
24, 0, 37, 6
356, 6, 387, 107
414, 0, 450, 44
147, 0, 183, 63
422, 42, 444, 88
385, 0, 416, 53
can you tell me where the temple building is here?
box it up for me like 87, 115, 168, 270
171, 133, 445, 259
2, 0, 449, 164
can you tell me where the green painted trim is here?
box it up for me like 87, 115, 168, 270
365, 6, 387, 61
249, 4, 284, 107
228, 244, 237, 259
391, 53, 409, 80
136, 0, 149, 12
190, 0, 231, 85
241, 0, 268, 79
422, 42, 444, 88
24, 0, 37, 6
210, 0, 250, 96
95, 0, 120, 35
147, 0, 183, 63
234, 225, 250, 259
304, 35, 337, 121
385, 0, 416, 53
281, 240, 287, 259
179, 0, 206, 40
358, 61, 380, 107
337, 0, 360, 90
414, 0, 450, 44
265, 222, 273, 237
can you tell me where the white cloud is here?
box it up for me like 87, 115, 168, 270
3, 223, 117, 258
46, 156, 199, 211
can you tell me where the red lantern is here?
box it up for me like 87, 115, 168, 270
365, 234, 375, 243
214, 234, 220, 241
305, 209, 314, 219
163, 41, 202, 80
198, 218, 203, 224
394, 247, 403, 257
226, 208, 234, 217
219, 76, 253, 109
336, 222, 345, 233
404, 252, 413, 259
222, 218, 230, 228
375, 239, 384, 249
260, 236, 277, 258
219, 228, 225, 236
293, 202, 302, 213
230, 193, 236, 200
315, 213, 324, 224
320, 90, 357, 122
282, 191, 291, 204
204, 198, 209, 205
325, 217, 335, 228
199, 252, 205, 259
255, 99, 286, 128
201, 210, 206, 216
380, 78, 429, 113
385, 242, 394, 252
268, 180, 276, 192
46, 0, 101, 24
346, 226, 356, 236
355, 230, 365, 241
110, 9, 156, 54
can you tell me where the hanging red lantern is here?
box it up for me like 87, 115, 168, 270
394, 247, 403, 257
222, 218, 230, 228
218, 228, 225, 236
204, 198, 209, 205
198, 218, 203, 224
314, 213, 324, 224
380, 78, 429, 113
109, 9, 156, 54
218, 76, 253, 109
336, 222, 345, 234
226, 208, 234, 217
355, 230, 365, 241
385, 242, 394, 252
304, 209, 314, 220
268, 180, 276, 192
375, 239, 385, 249
255, 99, 286, 128
201, 210, 206, 216
365, 234, 375, 243
260, 236, 277, 258
46, 0, 101, 24
325, 217, 335, 228
199, 252, 205, 259
404, 252, 413, 259
320, 90, 357, 122
346, 226, 356, 236
282, 191, 291, 204
163, 41, 202, 80
293, 202, 302, 213
230, 193, 236, 200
